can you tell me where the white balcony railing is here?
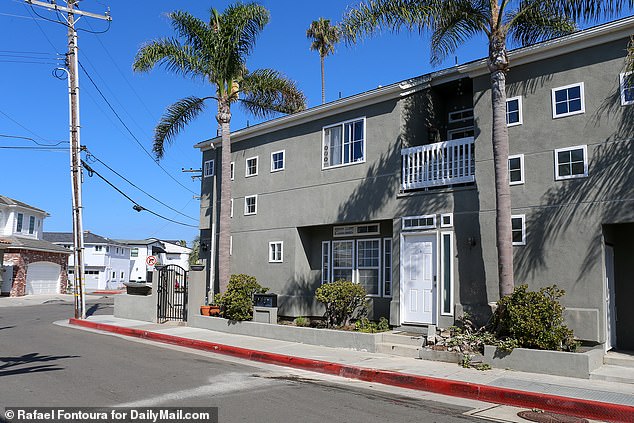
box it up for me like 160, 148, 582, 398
401, 137, 475, 191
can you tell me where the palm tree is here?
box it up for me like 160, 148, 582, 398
342, 0, 633, 298
133, 3, 306, 293
307, 18, 341, 104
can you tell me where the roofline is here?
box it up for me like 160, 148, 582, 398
194, 15, 634, 150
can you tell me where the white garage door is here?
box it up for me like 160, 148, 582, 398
26, 262, 60, 295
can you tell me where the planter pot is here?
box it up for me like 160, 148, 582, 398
123, 282, 151, 296
200, 305, 221, 317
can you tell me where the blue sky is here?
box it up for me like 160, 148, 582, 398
0, 1, 628, 245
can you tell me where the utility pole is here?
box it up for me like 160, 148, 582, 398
26, 0, 111, 319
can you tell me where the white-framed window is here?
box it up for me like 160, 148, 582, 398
111, 271, 116, 279
321, 241, 331, 285
95, 245, 103, 252
106, 246, 110, 253
120, 271, 125, 279
229, 235, 233, 256
554, 145, 588, 180
506, 96, 523, 126
131, 248, 138, 257
322, 117, 366, 169
440, 232, 454, 315
447, 126, 474, 140
28, 216, 35, 234
620, 72, 634, 106
402, 215, 436, 230
333, 223, 380, 237
357, 239, 380, 296
269, 241, 283, 263
511, 215, 526, 246
271, 150, 285, 172
203, 160, 214, 178
230, 199, 234, 218
244, 195, 257, 215
552, 82, 585, 118
508, 154, 525, 185
230, 162, 235, 180
440, 213, 453, 228
16, 213, 23, 232
448, 108, 474, 123
383, 238, 392, 297
245, 156, 258, 177
332, 240, 354, 282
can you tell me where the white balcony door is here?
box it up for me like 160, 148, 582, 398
401, 234, 436, 324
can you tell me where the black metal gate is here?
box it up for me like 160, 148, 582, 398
157, 264, 188, 322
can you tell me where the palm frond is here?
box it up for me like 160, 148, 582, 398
341, 0, 439, 44
239, 69, 306, 118
627, 36, 634, 73
153, 96, 209, 159
132, 38, 209, 79
168, 11, 209, 52
221, 2, 270, 58
307, 18, 341, 57
507, 2, 576, 48
540, 0, 634, 23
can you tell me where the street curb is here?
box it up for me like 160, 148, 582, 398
69, 318, 634, 422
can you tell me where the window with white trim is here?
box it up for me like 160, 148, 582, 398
440, 232, 454, 315
230, 162, 235, 180
447, 126, 474, 140
552, 83, 585, 118
357, 239, 380, 296
383, 238, 392, 297
131, 248, 138, 257
333, 223, 380, 237
620, 72, 634, 106
506, 96, 522, 126
511, 215, 526, 246
322, 117, 365, 168
448, 108, 473, 123
271, 150, 285, 172
245, 157, 258, 177
203, 160, 214, 177
95, 245, 103, 252
28, 216, 35, 234
402, 215, 436, 230
508, 154, 524, 185
440, 213, 453, 228
229, 236, 233, 256
554, 145, 588, 180
230, 199, 234, 218
120, 271, 125, 279
244, 195, 257, 215
332, 240, 354, 282
321, 241, 330, 285
16, 213, 23, 232
269, 241, 283, 263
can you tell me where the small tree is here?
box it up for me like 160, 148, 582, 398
216, 274, 268, 321
315, 279, 367, 328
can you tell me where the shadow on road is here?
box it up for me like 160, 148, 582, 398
0, 352, 78, 377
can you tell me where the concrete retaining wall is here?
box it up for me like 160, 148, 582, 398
114, 293, 156, 323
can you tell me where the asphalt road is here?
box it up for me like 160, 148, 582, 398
0, 298, 485, 423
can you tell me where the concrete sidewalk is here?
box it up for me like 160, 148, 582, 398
66, 315, 634, 422
0, 293, 105, 307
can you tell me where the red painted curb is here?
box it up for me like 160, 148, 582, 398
69, 318, 634, 422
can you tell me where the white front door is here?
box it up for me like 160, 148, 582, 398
401, 234, 437, 324
605, 244, 617, 351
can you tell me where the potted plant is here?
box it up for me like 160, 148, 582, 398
200, 299, 221, 316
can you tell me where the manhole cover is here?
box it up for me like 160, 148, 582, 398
517, 411, 588, 423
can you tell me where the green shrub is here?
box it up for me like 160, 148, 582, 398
490, 284, 577, 352
294, 316, 310, 327
355, 317, 390, 333
216, 274, 268, 321
315, 279, 367, 328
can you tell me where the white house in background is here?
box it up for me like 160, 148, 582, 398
117, 239, 192, 283
43, 231, 130, 292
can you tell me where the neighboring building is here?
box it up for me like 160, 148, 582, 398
117, 239, 192, 283
0, 196, 70, 296
43, 231, 130, 292
196, 17, 634, 350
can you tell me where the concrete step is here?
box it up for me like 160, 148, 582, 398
381, 332, 424, 348
590, 364, 634, 384
604, 352, 634, 368
375, 342, 421, 358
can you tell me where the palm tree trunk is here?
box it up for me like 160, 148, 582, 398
216, 101, 232, 294
489, 34, 514, 298
320, 55, 326, 104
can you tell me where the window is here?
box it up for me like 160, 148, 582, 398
402, 215, 436, 230
506, 96, 522, 126
28, 216, 35, 234
447, 126, 474, 140
269, 241, 283, 263
230, 162, 235, 180
448, 108, 474, 123
16, 213, 23, 232
357, 239, 380, 296
332, 240, 354, 282
244, 195, 257, 215
440, 213, 453, 228
552, 83, 585, 118
229, 236, 233, 256
120, 271, 125, 279
131, 248, 138, 257
333, 223, 380, 237
508, 154, 524, 185
511, 215, 526, 246
271, 150, 285, 172
95, 245, 103, 252
230, 199, 234, 218
245, 156, 258, 177
620, 72, 634, 106
106, 246, 110, 253
554, 145, 588, 180
321, 241, 331, 284
383, 238, 392, 297
203, 160, 214, 177
322, 117, 365, 168
111, 271, 116, 279
441, 232, 454, 315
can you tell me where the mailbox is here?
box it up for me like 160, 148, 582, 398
253, 293, 277, 308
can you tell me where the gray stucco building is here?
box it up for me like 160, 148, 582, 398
195, 17, 634, 350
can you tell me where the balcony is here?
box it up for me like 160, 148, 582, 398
401, 137, 475, 191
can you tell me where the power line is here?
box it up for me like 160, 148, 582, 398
0, 133, 68, 146
23, 3, 60, 54
0, 146, 67, 150
78, 60, 197, 195
82, 160, 198, 228
0, 108, 52, 142
84, 148, 197, 222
